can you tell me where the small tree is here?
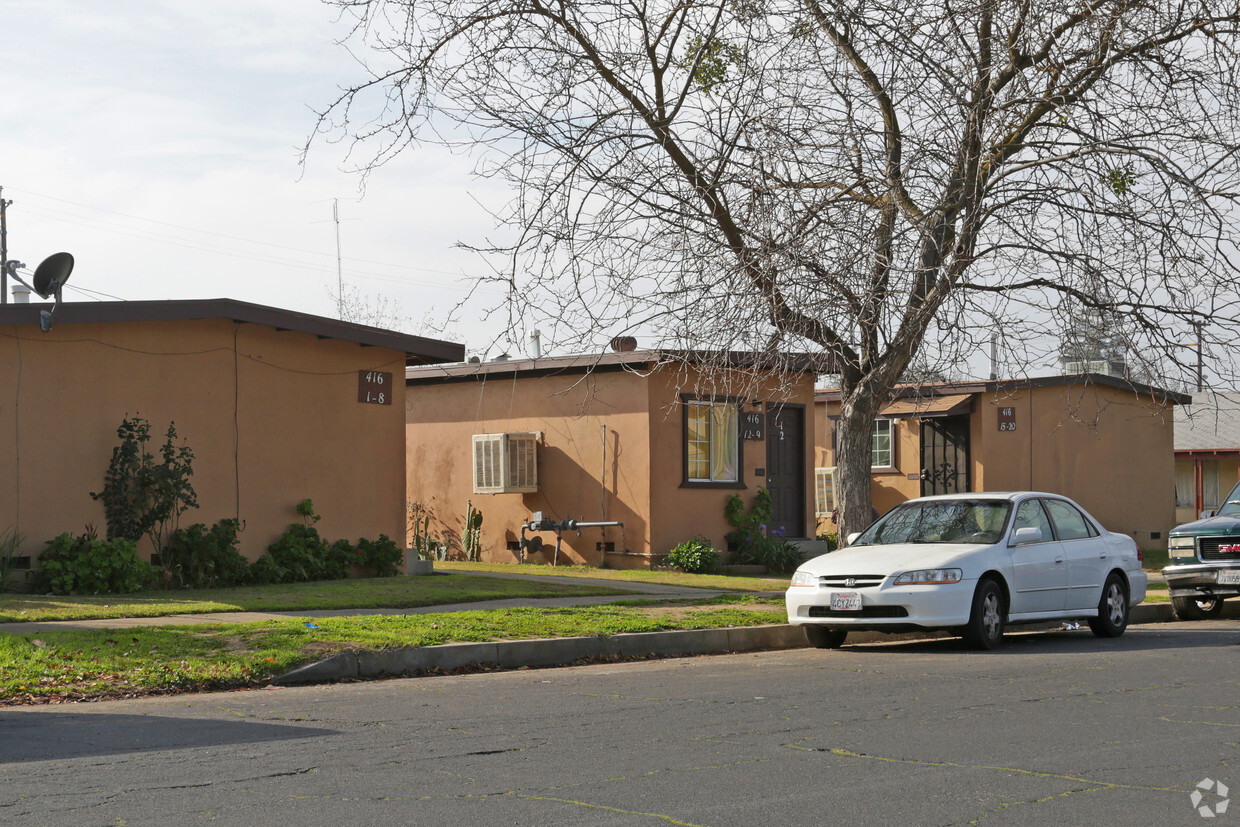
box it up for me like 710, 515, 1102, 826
91, 416, 199, 571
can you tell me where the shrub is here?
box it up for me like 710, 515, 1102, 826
724, 488, 773, 561
31, 530, 157, 595
250, 499, 353, 584
1, 527, 24, 593
162, 519, 249, 589
356, 534, 403, 577
255, 523, 349, 583
665, 536, 721, 574
759, 539, 805, 574
90, 417, 198, 573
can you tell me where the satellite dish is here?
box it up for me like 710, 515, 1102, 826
32, 252, 73, 299
27, 251, 74, 332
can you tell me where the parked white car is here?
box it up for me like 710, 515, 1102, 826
786, 492, 1147, 649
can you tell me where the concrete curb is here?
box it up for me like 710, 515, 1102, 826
273, 603, 1180, 685
273, 623, 807, 685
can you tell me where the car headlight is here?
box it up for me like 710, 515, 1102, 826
893, 568, 962, 585
789, 570, 818, 587
1168, 536, 1194, 552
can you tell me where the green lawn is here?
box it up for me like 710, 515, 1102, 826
0, 595, 784, 704
436, 560, 790, 591
0, 573, 635, 623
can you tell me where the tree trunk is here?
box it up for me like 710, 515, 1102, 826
835, 388, 886, 544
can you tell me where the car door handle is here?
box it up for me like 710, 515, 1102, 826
1055, 557, 1065, 564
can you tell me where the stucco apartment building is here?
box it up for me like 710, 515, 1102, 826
405, 349, 825, 567
0, 299, 462, 569
815, 375, 1190, 547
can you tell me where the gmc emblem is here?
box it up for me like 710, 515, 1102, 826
1221, 544, 1240, 554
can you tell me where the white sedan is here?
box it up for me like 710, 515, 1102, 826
786, 492, 1147, 649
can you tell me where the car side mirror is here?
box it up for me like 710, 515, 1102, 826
1200, 509, 1216, 519
1011, 526, 1043, 546
846, 532, 861, 546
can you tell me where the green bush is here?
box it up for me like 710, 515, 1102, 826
31, 531, 157, 595
1, 527, 24, 593
665, 536, 722, 574
253, 523, 350, 584
724, 488, 773, 561
90, 417, 198, 571
758, 539, 805, 574
356, 534, 404, 577
162, 519, 249, 589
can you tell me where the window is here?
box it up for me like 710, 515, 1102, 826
684, 400, 740, 485
872, 419, 893, 468
1012, 499, 1053, 543
1044, 499, 1097, 541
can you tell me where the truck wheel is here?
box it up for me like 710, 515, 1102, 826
1171, 595, 1225, 621
804, 626, 847, 649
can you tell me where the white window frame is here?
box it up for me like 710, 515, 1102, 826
872, 419, 895, 470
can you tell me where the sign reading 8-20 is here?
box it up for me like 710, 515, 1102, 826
358, 370, 393, 405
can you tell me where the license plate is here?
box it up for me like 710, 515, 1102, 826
830, 592, 862, 611
1218, 570, 1240, 585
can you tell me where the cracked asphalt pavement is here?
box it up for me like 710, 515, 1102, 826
2, 619, 1237, 825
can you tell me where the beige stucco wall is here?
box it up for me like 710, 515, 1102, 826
406, 364, 816, 568
814, 383, 1178, 547
972, 385, 1175, 545
406, 367, 651, 567
0, 318, 408, 565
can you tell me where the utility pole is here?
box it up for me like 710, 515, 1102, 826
1, 186, 11, 305
333, 198, 343, 319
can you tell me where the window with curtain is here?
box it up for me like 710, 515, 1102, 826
685, 401, 739, 484
1203, 459, 1221, 510
1175, 460, 1194, 509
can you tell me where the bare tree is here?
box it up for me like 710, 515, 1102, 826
308, 0, 1240, 539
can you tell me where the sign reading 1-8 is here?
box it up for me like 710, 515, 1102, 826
358, 370, 393, 405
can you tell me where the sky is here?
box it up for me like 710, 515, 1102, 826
1, 0, 514, 355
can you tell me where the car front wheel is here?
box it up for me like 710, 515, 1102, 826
1171, 595, 1225, 621
804, 626, 847, 649
962, 579, 1005, 650
1088, 573, 1129, 637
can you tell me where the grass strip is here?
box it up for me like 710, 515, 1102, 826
0, 574, 634, 623
436, 561, 789, 591
0, 595, 784, 705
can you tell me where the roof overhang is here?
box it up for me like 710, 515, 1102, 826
879, 393, 974, 419
0, 298, 464, 366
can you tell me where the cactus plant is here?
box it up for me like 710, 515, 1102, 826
463, 500, 484, 562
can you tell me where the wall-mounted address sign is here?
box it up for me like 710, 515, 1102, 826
358, 370, 393, 405
997, 406, 1016, 431
741, 410, 765, 441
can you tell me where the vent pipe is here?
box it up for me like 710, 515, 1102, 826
529, 329, 542, 358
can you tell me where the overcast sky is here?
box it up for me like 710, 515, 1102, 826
1, 0, 516, 354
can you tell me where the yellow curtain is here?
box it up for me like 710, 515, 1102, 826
710, 405, 737, 481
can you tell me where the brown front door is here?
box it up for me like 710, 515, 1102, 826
920, 415, 971, 496
766, 405, 806, 538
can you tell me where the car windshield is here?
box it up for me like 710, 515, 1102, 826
1217, 482, 1240, 517
851, 500, 1013, 546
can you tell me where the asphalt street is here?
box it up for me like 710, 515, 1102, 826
2, 619, 1237, 825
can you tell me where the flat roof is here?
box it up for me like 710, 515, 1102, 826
406, 349, 834, 385
815, 374, 1191, 406
0, 298, 464, 365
